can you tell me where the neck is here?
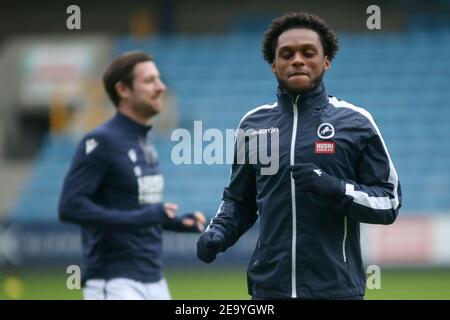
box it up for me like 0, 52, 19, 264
279, 79, 321, 97
279, 81, 324, 98
118, 104, 152, 126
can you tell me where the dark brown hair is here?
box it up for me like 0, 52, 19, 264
103, 51, 153, 107
262, 12, 339, 64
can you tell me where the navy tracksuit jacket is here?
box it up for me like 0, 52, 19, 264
208, 82, 402, 299
59, 112, 194, 284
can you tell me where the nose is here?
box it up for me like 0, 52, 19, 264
292, 52, 305, 66
157, 79, 166, 92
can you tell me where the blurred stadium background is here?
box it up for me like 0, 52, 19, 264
1, 0, 450, 300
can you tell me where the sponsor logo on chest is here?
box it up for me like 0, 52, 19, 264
314, 141, 336, 154
315, 123, 336, 154
137, 174, 164, 204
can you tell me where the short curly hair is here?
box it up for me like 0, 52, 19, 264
262, 12, 339, 64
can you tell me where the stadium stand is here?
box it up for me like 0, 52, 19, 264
8, 30, 450, 222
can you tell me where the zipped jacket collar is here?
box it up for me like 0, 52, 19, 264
277, 81, 329, 114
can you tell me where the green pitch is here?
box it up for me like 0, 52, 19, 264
1, 267, 449, 300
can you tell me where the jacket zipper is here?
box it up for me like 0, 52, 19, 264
290, 95, 300, 298
342, 216, 347, 262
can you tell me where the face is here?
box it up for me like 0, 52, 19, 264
120, 61, 166, 119
272, 28, 330, 95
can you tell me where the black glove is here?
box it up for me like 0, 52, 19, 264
290, 163, 344, 197
196, 231, 225, 263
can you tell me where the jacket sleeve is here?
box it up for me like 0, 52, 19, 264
58, 133, 170, 229
333, 117, 402, 225
206, 128, 259, 250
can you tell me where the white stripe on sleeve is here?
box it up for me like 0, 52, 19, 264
329, 96, 400, 210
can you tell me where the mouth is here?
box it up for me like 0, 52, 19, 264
288, 71, 310, 78
151, 94, 163, 101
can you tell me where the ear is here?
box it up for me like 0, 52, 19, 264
115, 81, 131, 100
323, 56, 331, 71
271, 62, 276, 74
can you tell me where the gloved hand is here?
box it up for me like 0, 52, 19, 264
290, 163, 344, 197
196, 231, 225, 263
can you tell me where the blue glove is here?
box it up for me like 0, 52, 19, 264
290, 163, 344, 197
196, 231, 225, 263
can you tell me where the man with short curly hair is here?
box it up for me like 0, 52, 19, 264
197, 12, 401, 300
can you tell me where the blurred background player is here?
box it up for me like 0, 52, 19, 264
197, 12, 401, 300
58, 51, 206, 300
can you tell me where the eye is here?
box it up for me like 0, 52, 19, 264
304, 50, 316, 58
279, 50, 292, 59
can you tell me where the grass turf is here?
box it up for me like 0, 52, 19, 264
1, 267, 449, 300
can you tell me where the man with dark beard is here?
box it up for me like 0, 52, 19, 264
197, 12, 401, 300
